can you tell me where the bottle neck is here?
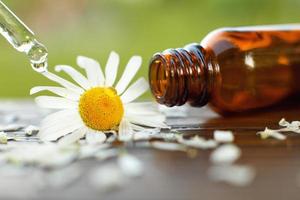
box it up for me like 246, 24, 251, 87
149, 43, 214, 107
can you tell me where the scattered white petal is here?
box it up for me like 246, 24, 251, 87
79, 144, 111, 159
85, 131, 106, 145
151, 141, 186, 151
208, 165, 256, 187
152, 132, 178, 141
115, 56, 142, 94
0, 132, 7, 144
120, 77, 149, 104
210, 144, 241, 165
279, 118, 289, 127
290, 121, 300, 128
77, 56, 105, 86
177, 135, 218, 149
278, 120, 300, 133
24, 125, 39, 136
94, 148, 119, 161
214, 130, 234, 143
105, 51, 119, 86
118, 154, 143, 178
278, 118, 300, 133
133, 128, 160, 141
44, 164, 81, 188
4, 143, 78, 168
40, 154, 77, 168
257, 127, 286, 140
89, 164, 126, 192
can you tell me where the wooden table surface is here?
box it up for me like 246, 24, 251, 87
1, 100, 300, 200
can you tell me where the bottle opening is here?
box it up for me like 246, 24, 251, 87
149, 55, 168, 103
149, 50, 190, 106
149, 44, 211, 107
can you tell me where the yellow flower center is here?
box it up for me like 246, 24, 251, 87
79, 87, 124, 131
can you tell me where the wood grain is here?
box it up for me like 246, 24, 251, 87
1, 100, 300, 200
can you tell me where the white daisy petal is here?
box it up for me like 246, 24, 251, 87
40, 109, 75, 126
115, 56, 142, 94
125, 102, 161, 116
105, 51, 119, 86
126, 114, 168, 129
130, 123, 153, 131
42, 71, 84, 94
30, 86, 80, 101
40, 124, 82, 142
118, 119, 133, 141
35, 96, 77, 109
85, 131, 107, 145
58, 127, 87, 146
126, 102, 158, 110
121, 78, 149, 104
55, 65, 91, 90
39, 110, 83, 141
77, 56, 105, 86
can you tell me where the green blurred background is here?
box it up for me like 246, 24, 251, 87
0, 0, 299, 98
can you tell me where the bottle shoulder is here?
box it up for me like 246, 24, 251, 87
201, 25, 300, 55
200, 28, 238, 57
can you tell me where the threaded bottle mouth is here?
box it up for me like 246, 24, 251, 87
149, 53, 185, 106
149, 55, 168, 102
149, 44, 210, 107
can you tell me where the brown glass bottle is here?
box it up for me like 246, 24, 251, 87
149, 24, 300, 113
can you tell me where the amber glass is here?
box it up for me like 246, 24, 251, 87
149, 24, 300, 113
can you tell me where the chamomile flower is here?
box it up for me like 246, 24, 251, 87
31, 51, 168, 143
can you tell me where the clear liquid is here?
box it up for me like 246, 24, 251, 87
0, 1, 48, 72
